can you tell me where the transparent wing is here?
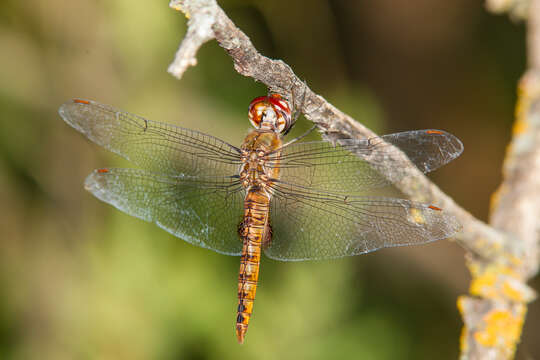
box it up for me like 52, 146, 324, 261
59, 99, 242, 177
85, 168, 245, 255
264, 183, 460, 261
273, 130, 463, 194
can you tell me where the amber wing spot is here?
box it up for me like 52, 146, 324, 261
97, 168, 109, 174
428, 205, 442, 211
426, 129, 444, 135
73, 99, 90, 104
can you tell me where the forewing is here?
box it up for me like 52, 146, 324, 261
264, 184, 460, 261
375, 130, 463, 172
85, 168, 245, 255
59, 99, 242, 177
274, 130, 463, 194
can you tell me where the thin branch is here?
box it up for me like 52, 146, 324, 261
169, 0, 538, 357
168, 1, 217, 77
169, 0, 507, 260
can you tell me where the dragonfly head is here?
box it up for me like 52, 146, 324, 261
248, 94, 293, 134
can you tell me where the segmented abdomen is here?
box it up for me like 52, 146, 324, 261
235, 189, 271, 344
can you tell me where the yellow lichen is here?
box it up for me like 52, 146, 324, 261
471, 236, 504, 256
170, 3, 190, 19
508, 255, 523, 267
470, 272, 497, 298
511, 78, 533, 136
456, 296, 469, 352
502, 282, 524, 302
489, 187, 502, 213
498, 265, 520, 278
473, 307, 526, 354
491, 239, 503, 252
467, 261, 480, 277
514, 81, 527, 119
460, 324, 469, 352
512, 117, 528, 136
468, 262, 524, 300
456, 296, 466, 315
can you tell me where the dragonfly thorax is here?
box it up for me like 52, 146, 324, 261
239, 130, 282, 192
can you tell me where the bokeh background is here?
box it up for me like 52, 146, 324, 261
0, 0, 538, 359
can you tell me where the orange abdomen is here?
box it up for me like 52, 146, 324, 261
235, 190, 271, 344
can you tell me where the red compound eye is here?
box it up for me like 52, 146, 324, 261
247, 98, 268, 129
248, 94, 293, 133
268, 94, 291, 115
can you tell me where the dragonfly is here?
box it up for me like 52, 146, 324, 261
59, 94, 463, 344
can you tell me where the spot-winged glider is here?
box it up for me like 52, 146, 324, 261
59, 94, 462, 343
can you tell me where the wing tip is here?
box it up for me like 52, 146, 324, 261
84, 168, 108, 195
426, 205, 462, 240
58, 98, 93, 129
425, 128, 464, 159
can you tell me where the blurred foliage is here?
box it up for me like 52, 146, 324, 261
0, 0, 537, 359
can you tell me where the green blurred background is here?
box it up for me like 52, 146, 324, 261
0, 0, 538, 359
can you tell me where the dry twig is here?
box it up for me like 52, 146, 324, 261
168, 0, 538, 358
